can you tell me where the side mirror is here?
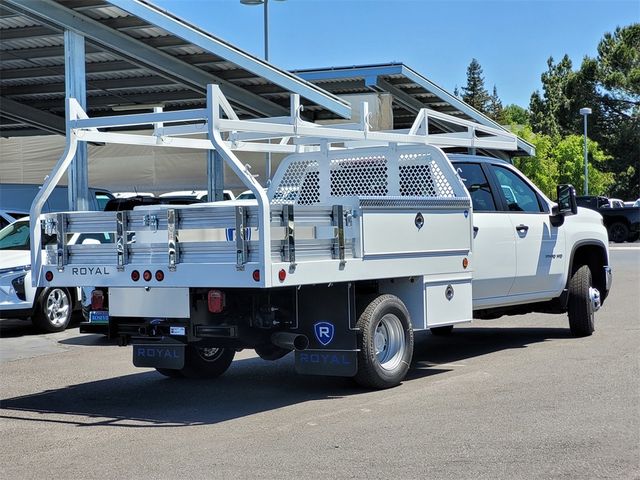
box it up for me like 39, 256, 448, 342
556, 184, 577, 215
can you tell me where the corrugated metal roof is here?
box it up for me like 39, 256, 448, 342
0, 0, 350, 137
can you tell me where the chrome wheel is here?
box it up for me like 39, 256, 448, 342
45, 288, 70, 327
374, 313, 406, 371
589, 287, 601, 313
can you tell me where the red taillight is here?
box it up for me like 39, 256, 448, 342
143, 270, 152, 282
155, 270, 164, 281
45, 271, 53, 282
131, 270, 140, 282
91, 290, 104, 310
252, 269, 260, 282
208, 289, 225, 313
278, 269, 286, 282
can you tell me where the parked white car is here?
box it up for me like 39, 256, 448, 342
159, 189, 235, 201
0, 209, 28, 230
0, 218, 112, 332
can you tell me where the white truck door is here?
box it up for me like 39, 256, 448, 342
489, 165, 566, 296
453, 162, 516, 302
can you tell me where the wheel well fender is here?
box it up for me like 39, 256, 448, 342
566, 240, 609, 304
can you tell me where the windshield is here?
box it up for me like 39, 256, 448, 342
0, 220, 56, 251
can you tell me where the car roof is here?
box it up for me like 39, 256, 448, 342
446, 154, 511, 166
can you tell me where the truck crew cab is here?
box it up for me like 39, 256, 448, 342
30, 86, 612, 389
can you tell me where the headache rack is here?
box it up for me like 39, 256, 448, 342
31, 84, 518, 289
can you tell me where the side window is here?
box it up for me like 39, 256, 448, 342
0, 221, 30, 250
491, 166, 543, 213
95, 193, 114, 211
454, 163, 497, 212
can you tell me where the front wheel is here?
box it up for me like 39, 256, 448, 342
32, 287, 73, 333
179, 345, 235, 379
568, 265, 597, 337
354, 294, 413, 389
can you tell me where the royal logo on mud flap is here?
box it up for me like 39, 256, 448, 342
314, 322, 334, 346
132, 344, 184, 369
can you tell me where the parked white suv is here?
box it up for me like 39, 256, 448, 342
0, 218, 112, 332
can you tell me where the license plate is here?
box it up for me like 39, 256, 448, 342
133, 344, 185, 369
89, 310, 109, 324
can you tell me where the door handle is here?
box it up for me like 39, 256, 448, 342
473, 226, 479, 233
516, 224, 529, 232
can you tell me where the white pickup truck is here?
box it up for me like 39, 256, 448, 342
30, 86, 612, 389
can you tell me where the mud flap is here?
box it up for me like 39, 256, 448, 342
132, 344, 185, 369
293, 283, 358, 377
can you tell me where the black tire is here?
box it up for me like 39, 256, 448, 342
156, 368, 184, 378
627, 233, 639, 243
568, 265, 596, 337
607, 222, 628, 243
430, 325, 454, 336
32, 287, 73, 333
179, 345, 235, 379
354, 294, 413, 389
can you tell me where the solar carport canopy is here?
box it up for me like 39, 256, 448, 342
0, 0, 351, 137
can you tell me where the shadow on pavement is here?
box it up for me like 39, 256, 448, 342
0, 319, 37, 338
0, 314, 84, 338
0, 325, 571, 428
58, 333, 117, 346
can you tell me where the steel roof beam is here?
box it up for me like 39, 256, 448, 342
106, 0, 350, 118
1, 75, 176, 96
4, 0, 288, 118
0, 97, 65, 135
0, 44, 101, 60
0, 60, 144, 80
0, 128, 54, 137
27, 89, 205, 110
375, 78, 425, 114
0, 25, 58, 39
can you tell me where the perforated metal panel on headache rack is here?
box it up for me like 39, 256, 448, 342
268, 145, 466, 207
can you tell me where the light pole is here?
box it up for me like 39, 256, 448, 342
240, 0, 285, 185
579, 107, 592, 195
240, 0, 287, 61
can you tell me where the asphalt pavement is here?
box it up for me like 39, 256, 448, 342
1, 248, 638, 479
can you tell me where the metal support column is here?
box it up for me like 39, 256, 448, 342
207, 149, 225, 201
64, 30, 89, 211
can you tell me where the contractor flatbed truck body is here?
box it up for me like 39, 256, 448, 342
30, 85, 611, 388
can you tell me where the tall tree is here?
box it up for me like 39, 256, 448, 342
488, 85, 503, 121
529, 55, 574, 137
597, 24, 640, 101
528, 24, 639, 198
461, 58, 491, 114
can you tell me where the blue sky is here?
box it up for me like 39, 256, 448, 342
153, 0, 639, 108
